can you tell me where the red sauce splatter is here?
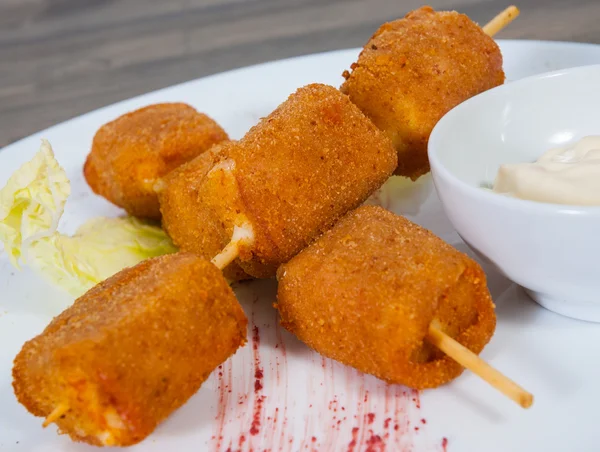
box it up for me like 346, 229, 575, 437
254, 368, 264, 391
347, 427, 360, 452
442, 437, 449, 451
252, 325, 261, 350
412, 390, 421, 409
249, 324, 265, 437
214, 360, 232, 451
365, 432, 385, 452
214, 295, 440, 452
249, 396, 267, 437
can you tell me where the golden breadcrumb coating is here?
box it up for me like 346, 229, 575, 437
161, 84, 397, 279
276, 206, 496, 389
341, 6, 505, 180
13, 253, 247, 446
84, 103, 229, 219
158, 142, 251, 282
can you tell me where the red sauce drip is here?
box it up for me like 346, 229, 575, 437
347, 427, 360, 452
365, 432, 385, 452
366, 413, 375, 425
249, 324, 265, 437
442, 437, 449, 451
412, 390, 421, 409
214, 360, 232, 451
384, 418, 391, 429
252, 326, 260, 349
250, 396, 266, 435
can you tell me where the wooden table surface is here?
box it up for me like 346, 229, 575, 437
2, 0, 599, 148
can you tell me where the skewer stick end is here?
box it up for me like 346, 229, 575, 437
43, 403, 69, 428
483, 5, 521, 37
519, 392, 534, 409
427, 324, 534, 409
211, 223, 255, 271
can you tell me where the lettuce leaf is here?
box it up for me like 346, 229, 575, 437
0, 140, 177, 297
0, 139, 70, 267
29, 216, 177, 296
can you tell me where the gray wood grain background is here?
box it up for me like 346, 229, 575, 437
2, 0, 599, 147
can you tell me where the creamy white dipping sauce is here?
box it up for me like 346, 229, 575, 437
492, 135, 600, 205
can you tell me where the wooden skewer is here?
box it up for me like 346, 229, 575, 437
34, 8, 527, 436
46, 9, 523, 429
212, 5, 522, 272
427, 324, 533, 408
483, 5, 520, 37
43, 403, 69, 428
211, 224, 255, 270
212, 238, 243, 270
213, 235, 534, 408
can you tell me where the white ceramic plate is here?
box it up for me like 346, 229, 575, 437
1, 40, 600, 452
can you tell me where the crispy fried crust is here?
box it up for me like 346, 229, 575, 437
84, 103, 229, 219
158, 142, 251, 281
276, 206, 496, 389
341, 6, 505, 180
12, 253, 247, 446
161, 84, 397, 279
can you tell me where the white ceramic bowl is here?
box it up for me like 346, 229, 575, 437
428, 64, 600, 322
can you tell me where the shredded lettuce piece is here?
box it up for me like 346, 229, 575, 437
0, 140, 177, 297
29, 216, 177, 296
0, 139, 70, 267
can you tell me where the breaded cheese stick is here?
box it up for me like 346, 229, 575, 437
341, 6, 505, 179
276, 205, 496, 389
160, 84, 397, 279
84, 103, 228, 219
13, 252, 247, 446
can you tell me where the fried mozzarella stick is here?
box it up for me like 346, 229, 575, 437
13, 253, 247, 446
157, 142, 251, 282
159, 84, 397, 279
341, 6, 506, 180
84, 103, 228, 219
277, 206, 532, 407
